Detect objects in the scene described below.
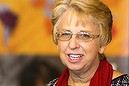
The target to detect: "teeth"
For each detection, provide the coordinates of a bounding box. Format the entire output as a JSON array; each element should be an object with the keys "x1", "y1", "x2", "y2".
[{"x1": 68, "y1": 54, "x2": 83, "y2": 58}]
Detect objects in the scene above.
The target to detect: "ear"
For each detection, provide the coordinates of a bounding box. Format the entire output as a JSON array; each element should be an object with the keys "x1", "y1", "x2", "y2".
[
  {"x1": 99, "y1": 45, "x2": 106, "y2": 54},
  {"x1": 56, "y1": 45, "x2": 59, "y2": 50}
]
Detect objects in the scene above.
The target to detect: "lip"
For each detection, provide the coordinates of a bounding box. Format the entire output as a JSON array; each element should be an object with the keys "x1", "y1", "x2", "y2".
[{"x1": 67, "y1": 53, "x2": 84, "y2": 63}]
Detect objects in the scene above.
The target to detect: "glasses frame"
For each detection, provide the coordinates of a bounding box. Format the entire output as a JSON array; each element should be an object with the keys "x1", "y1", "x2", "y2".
[{"x1": 56, "y1": 30, "x2": 99, "y2": 42}]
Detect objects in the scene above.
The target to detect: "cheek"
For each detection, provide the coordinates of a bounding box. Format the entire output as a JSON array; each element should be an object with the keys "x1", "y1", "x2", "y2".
[
  {"x1": 57, "y1": 42, "x2": 67, "y2": 53},
  {"x1": 82, "y1": 42, "x2": 100, "y2": 54}
]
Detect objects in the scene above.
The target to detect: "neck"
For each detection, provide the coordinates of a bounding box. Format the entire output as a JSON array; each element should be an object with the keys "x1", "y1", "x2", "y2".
[{"x1": 68, "y1": 58, "x2": 100, "y2": 85}]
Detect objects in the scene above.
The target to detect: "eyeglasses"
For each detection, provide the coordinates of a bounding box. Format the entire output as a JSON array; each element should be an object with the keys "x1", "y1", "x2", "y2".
[{"x1": 56, "y1": 30, "x2": 99, "y2": 42}]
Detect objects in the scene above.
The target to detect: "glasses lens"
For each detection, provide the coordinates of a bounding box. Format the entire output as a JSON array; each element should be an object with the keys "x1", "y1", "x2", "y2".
[
  {"x1": 78, "y1": 32, "x2": 92, "y2": 42},
  {"x1": 58, "y1": 31, "x2": 71, "y2": 41}
]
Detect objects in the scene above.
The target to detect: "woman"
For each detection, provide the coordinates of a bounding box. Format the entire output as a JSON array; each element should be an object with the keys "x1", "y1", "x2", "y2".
[{"x1": 47, "y1": 0, "x2": 129, "y2": 86}]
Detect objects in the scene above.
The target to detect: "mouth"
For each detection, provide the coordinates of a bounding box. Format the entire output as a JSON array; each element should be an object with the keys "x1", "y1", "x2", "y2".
[
  {"x1": 68, "y1": 54, "x2": 83, "y2": 59},
  {"x1": 67, "y1": 54, "x2": 84, "y2": 62}
]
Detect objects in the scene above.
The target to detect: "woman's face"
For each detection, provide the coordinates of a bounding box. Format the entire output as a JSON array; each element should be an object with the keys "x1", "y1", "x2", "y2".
[{"x1": 57, "y1": 10, "x2": 105, "y2": 72}]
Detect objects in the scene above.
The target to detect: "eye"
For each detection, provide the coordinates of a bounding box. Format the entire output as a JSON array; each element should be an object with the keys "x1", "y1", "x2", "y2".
[
  {"x1": 79, "y1": 32, "x2": 91, "y2": 39},
  {"x1": 60, "y1": 31, "x2": 71, "y2": 37},
  {"x1": 81, "y1": 33, "x2": 90, "y2": 37},
  {"x1": 57, "y1": 30, "x2": 72, "y2": 40},
  {"x1": 62, "y1": 32, "x2": 70, "y2": 35}
]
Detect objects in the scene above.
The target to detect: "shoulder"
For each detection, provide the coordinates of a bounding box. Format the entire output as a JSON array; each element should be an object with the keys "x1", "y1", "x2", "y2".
[
  {"x1": 112, "y1": 71, "x2": 129, "y2": 85},
  {"x1": 46, "y1": 78, "x2": 57, "y2": 86}
]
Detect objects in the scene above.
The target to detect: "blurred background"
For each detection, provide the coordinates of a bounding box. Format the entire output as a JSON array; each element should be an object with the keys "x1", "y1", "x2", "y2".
[{"x1": 0, "y1": 0, "x2": 128, "y2": 86}]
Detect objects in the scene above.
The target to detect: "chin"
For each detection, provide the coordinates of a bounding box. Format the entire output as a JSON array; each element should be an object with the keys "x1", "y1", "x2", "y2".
[{"x1": 67, "y1": 65, "x2": 84, "y2": 71}]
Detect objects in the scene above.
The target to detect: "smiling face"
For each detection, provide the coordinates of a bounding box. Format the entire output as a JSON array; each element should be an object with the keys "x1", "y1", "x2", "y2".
[{"x1": 57, "y1": 9, "x2": 106, "y2": 72}]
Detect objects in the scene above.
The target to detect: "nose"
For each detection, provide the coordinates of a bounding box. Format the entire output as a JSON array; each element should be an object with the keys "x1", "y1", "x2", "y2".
[{"x1": 68, "y1": 35, "x2": 80, "y2": 50}]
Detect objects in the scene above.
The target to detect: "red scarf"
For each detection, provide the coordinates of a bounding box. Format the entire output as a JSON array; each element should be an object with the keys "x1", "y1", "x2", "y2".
[{"x1": 56, "y1": 59, "x2": 113, "y2": 86}]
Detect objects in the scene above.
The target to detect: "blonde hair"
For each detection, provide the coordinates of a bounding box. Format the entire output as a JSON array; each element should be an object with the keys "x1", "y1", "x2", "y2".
[{"x1": 51, "y1": 0, "x2": 113, "y2": 47}]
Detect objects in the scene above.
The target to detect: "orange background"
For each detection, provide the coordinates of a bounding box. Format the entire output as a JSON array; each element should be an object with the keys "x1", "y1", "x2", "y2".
[{"x1": 0, "y1": 0, "x2": 128, "y2": 57}]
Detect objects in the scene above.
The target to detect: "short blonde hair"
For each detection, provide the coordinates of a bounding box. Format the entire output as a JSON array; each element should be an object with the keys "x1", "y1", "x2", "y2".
[{"x1": 51, "y1": 0, "x2": 113, "y2": 46}]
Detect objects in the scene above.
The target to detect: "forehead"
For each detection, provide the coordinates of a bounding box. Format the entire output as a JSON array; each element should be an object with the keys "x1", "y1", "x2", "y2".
[{"x1": 60, "y1": 8, "x2": 98, "y2": 28}]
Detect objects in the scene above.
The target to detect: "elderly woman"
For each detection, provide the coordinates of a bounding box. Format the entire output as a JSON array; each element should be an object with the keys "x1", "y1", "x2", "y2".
[{"x1": 47, "y1": 0, "x2": 129, "y2": 86}]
